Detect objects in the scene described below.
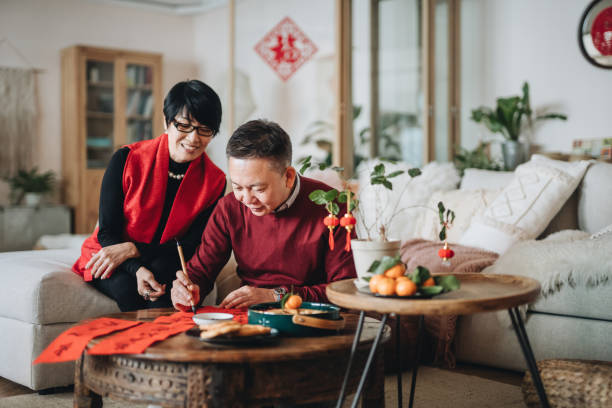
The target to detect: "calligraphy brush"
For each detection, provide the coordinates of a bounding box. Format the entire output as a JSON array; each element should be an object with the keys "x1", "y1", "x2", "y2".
[{"x1": 175, "y1": 239, "x2": 197, "y2": 314}]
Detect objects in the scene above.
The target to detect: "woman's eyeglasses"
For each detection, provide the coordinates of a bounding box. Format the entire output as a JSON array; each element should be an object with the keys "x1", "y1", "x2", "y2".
[{"x1": 173, "y1": 120, "x2": 214, "y2": 137}]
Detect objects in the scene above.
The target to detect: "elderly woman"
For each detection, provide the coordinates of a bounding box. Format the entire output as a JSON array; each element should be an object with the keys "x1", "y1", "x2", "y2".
[{"x1": 72, "y1": 80, "x2": 226, "y2": 311}]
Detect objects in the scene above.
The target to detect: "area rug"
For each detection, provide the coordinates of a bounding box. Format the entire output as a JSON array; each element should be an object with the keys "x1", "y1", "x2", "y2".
[{"x1": 0, "y1": 366, "x2": 524, "y2": 408}]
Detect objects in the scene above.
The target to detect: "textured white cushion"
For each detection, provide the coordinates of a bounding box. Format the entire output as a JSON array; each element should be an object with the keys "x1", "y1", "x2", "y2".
[
  {"x1": 414, "y1": 188, "x2": 502, "y2": 243},
  {"x1": 481, "y1": 231, "x2": 612, "y2": 320},
  {"x1": 459, "y1": 155, "x2": 590, "y2": 254},
  {"x1": 460, "y1": 169, "x2": 514, "y2": 190}
]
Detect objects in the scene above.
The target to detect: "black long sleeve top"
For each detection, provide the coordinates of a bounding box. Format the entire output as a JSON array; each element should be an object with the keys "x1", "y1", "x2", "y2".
[{"x1": 97, "y1": 147, "x2": 224, "y2": 277}]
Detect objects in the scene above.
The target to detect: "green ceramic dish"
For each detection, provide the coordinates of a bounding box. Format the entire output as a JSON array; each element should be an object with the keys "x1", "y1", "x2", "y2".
[{"x1": 248, "y1": 302, "x2": 343, "y2": 337}]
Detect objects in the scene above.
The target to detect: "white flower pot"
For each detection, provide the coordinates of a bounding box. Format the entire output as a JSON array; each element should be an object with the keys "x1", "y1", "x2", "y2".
[
  {"x1": 23, "y1": 193, "x2": 42, "y2": 207},
  {"x1": 350, "y1": 239, "x2": 402, "y2": 281}
]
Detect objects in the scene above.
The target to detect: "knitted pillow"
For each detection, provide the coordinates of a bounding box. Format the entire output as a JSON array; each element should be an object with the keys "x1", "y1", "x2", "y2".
[{"x1": 459, "y1": 155, "x2": 590, "y2": 254}]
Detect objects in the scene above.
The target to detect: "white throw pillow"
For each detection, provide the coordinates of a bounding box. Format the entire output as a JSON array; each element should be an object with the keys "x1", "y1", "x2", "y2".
[
  {"x1": 413, "y1": 188, "x2": 502, "y2": 243},
  {"x1": 460, "y1": 169, "x2": 514, "y2": 190},
  {"x1": 459, "y1": 155, "x2": 590, "y2": 254}
]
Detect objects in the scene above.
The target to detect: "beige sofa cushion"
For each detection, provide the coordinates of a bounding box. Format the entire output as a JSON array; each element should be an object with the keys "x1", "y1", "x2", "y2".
[
  {"x1": 0, "y1": 249, "x2": 120, "y2": 324},
  {"x1": 0, "y1": 249, "x2": 219, "y2": 325},
  {"x1": 578, "y1": 161, "x2": 612, "y2": 234}
]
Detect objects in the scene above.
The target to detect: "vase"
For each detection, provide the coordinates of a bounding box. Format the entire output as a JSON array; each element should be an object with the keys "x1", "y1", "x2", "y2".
[
  {"x1": 502, "y1": 140, "x2": 530, "y2": 171},
  {"x1": 350, "y1": 239, "x2": 402, "y2": 281},
  {"x1": 23, "y1": 193, "x2": 43, "y2": 207}
]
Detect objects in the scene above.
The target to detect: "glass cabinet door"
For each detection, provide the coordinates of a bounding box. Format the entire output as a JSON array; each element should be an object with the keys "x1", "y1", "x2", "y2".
[
  {"x1": 125, "y1": 64, "x2": 154, "y2": 144},
  {"x1": 86, "y1": 60, "x2": 114, "y2": 168}
]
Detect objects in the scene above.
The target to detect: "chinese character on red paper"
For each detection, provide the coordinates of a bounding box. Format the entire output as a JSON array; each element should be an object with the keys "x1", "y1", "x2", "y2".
[{"x1": 254, "y1": 17, "x2": 318, "y2": 81}]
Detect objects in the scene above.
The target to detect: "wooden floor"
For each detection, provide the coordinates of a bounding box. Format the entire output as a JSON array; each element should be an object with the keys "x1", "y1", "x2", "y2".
[{"x1": 0, "y1": 362, "x2": 522, "y2": 398}]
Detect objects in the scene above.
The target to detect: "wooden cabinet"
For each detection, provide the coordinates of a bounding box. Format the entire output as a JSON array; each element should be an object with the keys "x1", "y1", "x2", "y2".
[{"x1": 61, "y1": 46, "x2": 163, "y2": 233}]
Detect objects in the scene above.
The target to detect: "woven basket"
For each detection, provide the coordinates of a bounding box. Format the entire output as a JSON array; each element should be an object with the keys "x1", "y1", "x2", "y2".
[{"x1": 522, "y1": 359, "x2": 612, "y2": 407}]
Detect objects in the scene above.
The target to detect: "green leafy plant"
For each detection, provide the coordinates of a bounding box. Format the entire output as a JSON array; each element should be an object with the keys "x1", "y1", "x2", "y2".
[
  {"x1": 471, "y1": 82, "x2": 567, "y2": 141},
  {"x1": 301, "y1": 157, "x2": 424, "y2": 241},
  {"x1": 453, "y1": 142, "x2": 503, "y2": 176},
  {"x1": 4, "y1": 167, "x2": 56, "y2": 204}
]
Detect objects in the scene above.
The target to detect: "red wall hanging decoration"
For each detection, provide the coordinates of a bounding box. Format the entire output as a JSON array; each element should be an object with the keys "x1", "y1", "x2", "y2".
[{"x1": 254, "y1": 16, "x2": 318, "y2": 81}]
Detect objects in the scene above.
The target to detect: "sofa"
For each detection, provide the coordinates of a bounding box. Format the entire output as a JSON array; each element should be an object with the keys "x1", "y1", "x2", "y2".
[{"x1": 451, "y1": 160, "x2": 612, "y2": 371}]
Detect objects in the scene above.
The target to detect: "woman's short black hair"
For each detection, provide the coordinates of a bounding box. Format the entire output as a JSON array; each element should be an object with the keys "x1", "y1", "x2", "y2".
[
  {"x1": 163, "y1": 80, "x2": 222, "y2": 135},
  {"x1": 226, "y1": 119, "x2": 292, "y2": 173}
]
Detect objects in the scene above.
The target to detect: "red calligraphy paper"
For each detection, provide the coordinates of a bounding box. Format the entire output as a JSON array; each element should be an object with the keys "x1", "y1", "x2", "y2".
[
  {"x1": 87, "y1": 311, "x2": 200, "y2": 355},
  {"x1": 33, "y1": 318, "x2": 141, "y2": 364}
]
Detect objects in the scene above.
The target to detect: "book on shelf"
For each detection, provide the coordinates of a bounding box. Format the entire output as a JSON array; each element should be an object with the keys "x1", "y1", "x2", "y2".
[
  {"x1": 126, "y1": 92, "x2": 141, "y2": 116},
  {"x1": 141, "y1": 94, "x2": 154, "y2": 117}
]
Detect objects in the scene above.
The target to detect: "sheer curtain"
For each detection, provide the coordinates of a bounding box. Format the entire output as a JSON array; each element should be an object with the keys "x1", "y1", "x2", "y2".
[{"x1": 0, "y1": 67, "x2": 37, "y2": 177}]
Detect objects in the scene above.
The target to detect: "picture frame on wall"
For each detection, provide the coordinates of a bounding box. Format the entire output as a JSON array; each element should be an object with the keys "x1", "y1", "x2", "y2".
[{"x1": 578, "y1": 0, "x2": 612, "y2": 68}]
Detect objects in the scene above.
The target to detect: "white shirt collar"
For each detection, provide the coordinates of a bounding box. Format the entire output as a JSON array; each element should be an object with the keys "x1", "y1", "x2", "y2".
[{"x1": 274, "y1": 174, "x2": 301, "y2": 213}]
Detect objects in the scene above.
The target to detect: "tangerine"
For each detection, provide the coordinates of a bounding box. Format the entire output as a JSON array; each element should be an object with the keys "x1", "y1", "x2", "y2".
[
  {"x1": 396, "y1": 279, "x2": 417, "y2": 296},
  {"x1": 285, "y1": 294, "x2": 303, "y2": 309},
  {"x1": 384, "y1": 263, "x2": 407, "y2": 278},
  {"x1": 422, "y1": 277, "x2": 435, "y2": 287},
  {"x1": 369, "y1": 274, "x2": 384, "y2": 293},
  {"x1": 376, "y1": 277, "x2": 396, "y2": 296}
]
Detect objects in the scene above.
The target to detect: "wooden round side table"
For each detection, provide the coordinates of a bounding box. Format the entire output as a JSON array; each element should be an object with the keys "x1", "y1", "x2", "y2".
[
  {"x1": 74, "y1": 309, "x2": 390, "y2": 408},
  {"x1": 326, "y1": 273, "x2": 550, "y2": 408}
]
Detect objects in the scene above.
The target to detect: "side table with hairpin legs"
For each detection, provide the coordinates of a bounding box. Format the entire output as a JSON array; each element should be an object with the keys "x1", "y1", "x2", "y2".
[{"x1": 327, "y1": 273, "x2": 551, "y2": 408}]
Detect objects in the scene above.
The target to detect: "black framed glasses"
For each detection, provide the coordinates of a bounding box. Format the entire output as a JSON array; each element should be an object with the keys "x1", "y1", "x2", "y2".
[{"x1": 173, "y1": 120, "x2": 214, "y2": 137}]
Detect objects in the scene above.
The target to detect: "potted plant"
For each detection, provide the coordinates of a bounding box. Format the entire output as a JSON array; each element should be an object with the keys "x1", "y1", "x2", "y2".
[
  {"x1": 300, "y1": 158, "x2": 453, "y2": 279},
  {"x1": 4, "y1": 167, "x2": 56, "y2": 206},
  {"x1": 471, "y1": 81, "x2": 567, "y2": 170}
]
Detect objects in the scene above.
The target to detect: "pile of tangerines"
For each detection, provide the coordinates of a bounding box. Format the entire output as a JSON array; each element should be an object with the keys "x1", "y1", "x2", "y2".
[{"x1": 368, "y1": 263, "x2": 435, "y2": 297}]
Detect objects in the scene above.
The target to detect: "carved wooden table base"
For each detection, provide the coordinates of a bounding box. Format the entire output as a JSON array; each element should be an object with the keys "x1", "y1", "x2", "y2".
[{"x1": 74, "y1": 311, "x2": 388, "y2": 407}]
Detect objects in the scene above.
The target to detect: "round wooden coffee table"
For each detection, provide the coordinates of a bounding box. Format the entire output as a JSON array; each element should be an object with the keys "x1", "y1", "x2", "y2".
[
  {"x1": 74, "y1": 308, "x2": 389, "y2": 407},
  {"x1": 326, "y1": 273, "x2": 551, "y2": 408}
]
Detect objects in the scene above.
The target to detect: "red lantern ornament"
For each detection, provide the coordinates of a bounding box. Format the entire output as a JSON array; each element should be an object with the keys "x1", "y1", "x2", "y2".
[
  {"x1": 438, "y1": 241, "x2": 455, "y2": 266},
  {"x1": 323, "y1": 214, "x2": 339, "y2": 250},
  {"x1": 340, "y1": 213, "x2": 356, "y2": 251}
]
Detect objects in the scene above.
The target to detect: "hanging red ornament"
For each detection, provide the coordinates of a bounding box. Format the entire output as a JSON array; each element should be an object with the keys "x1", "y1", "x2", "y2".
[
  {"x1": 438, "y1": 241, "x2": 455, "y2": 266},
  {"x1": 323, "y1": 214, "x2": 339, "y2": 250},
  {"x1": 340, "y1": 213, "x2": 356, "y2": 251}
]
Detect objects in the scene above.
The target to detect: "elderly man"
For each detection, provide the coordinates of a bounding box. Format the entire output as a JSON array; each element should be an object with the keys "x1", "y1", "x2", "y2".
[{"x1": 171, "y1": 119, "x2": 356, "y2": 310}]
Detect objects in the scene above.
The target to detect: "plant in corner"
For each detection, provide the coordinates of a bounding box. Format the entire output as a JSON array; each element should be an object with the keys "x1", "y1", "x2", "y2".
[
  {"x1": 4, "y1": 167, "x2": 56, "y2": 206},
  {"x1": 470, "y1": 81, "x2": 567, "y2": 170}
]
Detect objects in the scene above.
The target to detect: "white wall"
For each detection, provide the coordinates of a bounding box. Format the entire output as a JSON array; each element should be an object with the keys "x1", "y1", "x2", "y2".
[
  {"x1": 0, "y1": 0, "x2": 198, "y2": 204},
  {"x1": 461, "y1": 0, "x2": 612, "y2": 154},
  {"x1": 194, "y1": 0, "x2": 336, "y2": 173}
]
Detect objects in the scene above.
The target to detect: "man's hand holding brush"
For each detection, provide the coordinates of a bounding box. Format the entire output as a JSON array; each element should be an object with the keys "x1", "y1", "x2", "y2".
[
  {"x1": 173, "y1": 239, "x2": 198, "y2": 313},
  {"x1": 171, "y1": 270, "x2": 200, "y2": 312}
]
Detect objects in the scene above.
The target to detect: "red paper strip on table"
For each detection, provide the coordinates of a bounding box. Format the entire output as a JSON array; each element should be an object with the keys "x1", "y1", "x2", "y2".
[
  {"x1": 33, "y1": 318, "x2": 141, "y2": 364},
  {"x1": 88, "y1": 308, "x2": 248, "y2": 355},
  {"x1": 88, "y1": 312, "x2": 195, "y2": 355}
]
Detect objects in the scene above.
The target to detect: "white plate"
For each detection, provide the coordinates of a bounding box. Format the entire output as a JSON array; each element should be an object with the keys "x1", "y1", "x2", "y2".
[{"x1": 192, "y1": 312, "x2": 234, "y2": 326}]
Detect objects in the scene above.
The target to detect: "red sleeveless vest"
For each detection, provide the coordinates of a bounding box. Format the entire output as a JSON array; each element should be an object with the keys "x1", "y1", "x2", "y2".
[{"x1": 72, "y1": 134, "x2": 226, "y2": 281}]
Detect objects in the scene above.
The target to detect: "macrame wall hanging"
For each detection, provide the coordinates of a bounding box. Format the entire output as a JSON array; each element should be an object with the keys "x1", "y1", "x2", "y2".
[{"x1": 0, "y1": 38, "x2": 39, "y2": 177}]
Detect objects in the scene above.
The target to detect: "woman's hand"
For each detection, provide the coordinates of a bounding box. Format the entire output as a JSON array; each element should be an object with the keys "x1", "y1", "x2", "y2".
[
  {"x1": 219, "y1": 286, "x2": 275, "y2": 309},
  {"x1": 171, "y1": 271, "x2": 200, "y2": 311},
  {"x1": 87, "y1": 242, "x2": 140, "y2": 279},
  {"x1": 136, "y1": 267, "x2": 166, "y2": 302}
]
